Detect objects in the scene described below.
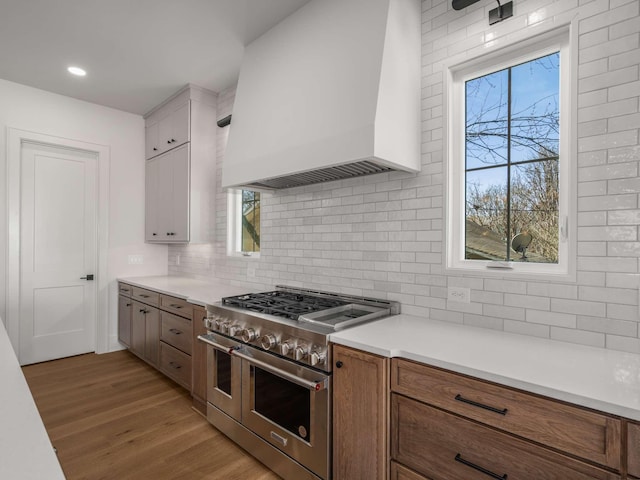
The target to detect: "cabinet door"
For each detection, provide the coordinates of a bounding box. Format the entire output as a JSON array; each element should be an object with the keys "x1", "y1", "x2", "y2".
[
  {"x1": 333, "y1": 344, "x2": 389, "y2": 480},
  {"x1": 145, "y1": 120, "x2": 160, "y2": 159},
  {"x1": 145, "y1": 157, "x2": 161, "y2": 241},
  {"x1": 144, "y1": 306, "x2": 160, "y2": 367},
  {"x1": 131, "y1": 301, "x2": 146, "y2": 358},
  {"x1": 117, "y1": 294, "x2": 132, "y2": 347},
  {"x1": 192, "y1": 306, "x2": 207, "y2": 413},
  {"x1": 170, "y1": 101, "x2": 190, "y2": 147},
  {"x1": 158, "y1": 100, "x2": 190, "y2": 150},
  {"x1": 153, "y1": 145, "x2": 189, "y2": 242},
  {"x1": 630, "y1": 422, "x2": 640, "y2": 478},
  {"x1": 168, "y1": 144, "x2": 190, "y2": 242}
]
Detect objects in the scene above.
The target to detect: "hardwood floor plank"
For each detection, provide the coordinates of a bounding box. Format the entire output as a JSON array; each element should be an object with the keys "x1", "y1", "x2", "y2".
[{"x1": 23, "y1": 350, "x2": 281, "y2": 480}]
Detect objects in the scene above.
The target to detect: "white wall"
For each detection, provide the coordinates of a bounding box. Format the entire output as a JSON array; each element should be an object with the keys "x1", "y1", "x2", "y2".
[
  {"x1": 0, "y1": 79, "x2": 168, "y2": 351},
  {"x1": 169, "y1": 0, "x2": 640, "y2": 355}
]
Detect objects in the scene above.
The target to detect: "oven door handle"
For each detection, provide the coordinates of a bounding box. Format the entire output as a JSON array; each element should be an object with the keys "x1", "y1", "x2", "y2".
[
  {"x1": 232, "y1": 347, "x2": 328, "y2": 393},
  {"x1": 197, "y1": 335, "x2": 233, "y2": 353}
]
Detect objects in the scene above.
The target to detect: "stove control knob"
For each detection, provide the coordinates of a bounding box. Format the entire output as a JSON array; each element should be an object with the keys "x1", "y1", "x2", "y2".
[
  {"x1": 221, "y1": 322, "x2": 231, "y2": 334},
  {"x1": 214, "y1": 317, "x2": 224, "y2": 330},
  {"x1": 310, "y1": 350, "x2": 326, "y2": 366},
  {"x1": 242, "y1": 328, "x2": 257, "y2": 342},
  {"x1": 204, "y1": 317, "x2": 214, "y2": 330},
  {"x1": 294, "y1": 345, "x2": 308, "y2": 361},
  {"x1": 228, "y1": 325, "x2": 241, "y2": 337},
  {"x1": 279, "y1": 340, "x2": 295, "y2": 356},
  {"x1": 260, "y1": 334, "x2": 277, "y2": 351}
]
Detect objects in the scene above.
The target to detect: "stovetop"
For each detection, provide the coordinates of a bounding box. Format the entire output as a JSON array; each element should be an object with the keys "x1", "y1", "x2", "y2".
[
  {"x1": 204, "y1": 286, "x2": 400, "y2": 371},
  {"x1": 222, "y1": 291, "x2": 348, "y2": 320}
]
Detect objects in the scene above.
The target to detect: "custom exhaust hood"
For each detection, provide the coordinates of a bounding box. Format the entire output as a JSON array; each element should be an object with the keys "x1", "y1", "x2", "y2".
[{"x1": 222, "y1": 0, "x2": 421, "y2": 190}]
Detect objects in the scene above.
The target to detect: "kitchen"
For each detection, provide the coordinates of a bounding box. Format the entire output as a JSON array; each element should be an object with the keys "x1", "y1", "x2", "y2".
[{"x1": 1, "y1": 0, "x2": 640, "y2": 478}]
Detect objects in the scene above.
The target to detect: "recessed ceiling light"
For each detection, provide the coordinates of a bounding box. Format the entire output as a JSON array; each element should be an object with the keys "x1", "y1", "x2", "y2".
[{"x1": 67, "y1": 66, "x2": 87, "y2": 77}]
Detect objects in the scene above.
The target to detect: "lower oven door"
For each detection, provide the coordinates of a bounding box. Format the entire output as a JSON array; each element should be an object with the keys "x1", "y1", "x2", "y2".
[
  {"x1": 200, "y1": 333, "x2": 242, "y2": 421},
  {"x1": 237, "y1": 346, "x2": 331, "y2": 480}
]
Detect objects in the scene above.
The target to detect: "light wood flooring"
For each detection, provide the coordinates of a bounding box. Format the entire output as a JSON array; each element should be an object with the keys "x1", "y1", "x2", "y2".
[{"x1": 22, "y1": 350, "x2": 281, "y2": 480}]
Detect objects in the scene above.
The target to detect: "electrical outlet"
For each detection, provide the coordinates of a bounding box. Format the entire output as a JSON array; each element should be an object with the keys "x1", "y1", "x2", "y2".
[
  {"x1": 128, "y1": 254, "x2": 143, "y2": 265},
  {"x1": 448, "y1": 286, "x2": 471, "y2": 304}
]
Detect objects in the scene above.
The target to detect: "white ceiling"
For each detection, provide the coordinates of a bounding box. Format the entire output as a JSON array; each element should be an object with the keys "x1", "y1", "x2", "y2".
[{"x1": 0, "y1": 0, "x2": 312, "y2": 115}]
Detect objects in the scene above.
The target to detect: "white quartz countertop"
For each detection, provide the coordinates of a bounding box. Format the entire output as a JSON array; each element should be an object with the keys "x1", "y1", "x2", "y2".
[
  {"x1": 0, "y1": 321, "x2": 65, "y2": 479},
  {"x1": 117, "y1": 275, "x2": 250, "y2": 306},
  {"x1": 330, "y1": 315, "x2": 640, "y2": 421}
]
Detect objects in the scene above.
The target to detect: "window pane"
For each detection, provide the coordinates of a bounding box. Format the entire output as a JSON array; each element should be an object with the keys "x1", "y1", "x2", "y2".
[
  {"x1": 241, "y1": 190, "x2": 260, "y2": 252},
  {"x1": 511, "y1": 53, "x2": 560, "y2": 163},
  {"x1": 464, "y1": 50, "x2": 560, "y2": 265},
  {"x1": 465, "y1": 68, "x2": 509, "y2": 170},
  {"x1": 465, "y1": 167, "x2": 508, "y2": 260},
  {"x1": 510, "y1": 160, "x2": 558, "y2": 263}
]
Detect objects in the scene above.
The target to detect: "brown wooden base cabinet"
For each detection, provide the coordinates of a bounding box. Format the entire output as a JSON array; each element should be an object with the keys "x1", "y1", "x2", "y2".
[
  {"x1": 390, "y1": 358, "x2": 623, "y2": 480},
  {"x1": 629, "y1": 422, "x2": 640, "y2": 478},
  {"x1": 118, "y1": 282, "x2": 193, "y2": 391},
  {"x1": 332, "y1": 344, "x2": 389, "y2": 480}
]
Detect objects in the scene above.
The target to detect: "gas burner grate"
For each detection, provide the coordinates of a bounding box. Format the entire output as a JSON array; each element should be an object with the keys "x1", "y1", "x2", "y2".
[{"x1": 222, "y1": 291, "x2": 347, "y2": 320}]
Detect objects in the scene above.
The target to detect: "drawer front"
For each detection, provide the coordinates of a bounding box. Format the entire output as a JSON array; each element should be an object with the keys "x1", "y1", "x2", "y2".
[
  {"x1": 160, "y1": 311, "x2": 192, "y2": 355},
  {"x1": 391, "y1": 462, "x2": 431, "y2": 480},
  {"x1": 391, "y1": 395, "x2": 620, "y2": 480},
  {"x1": 391, "y1": 359, "x2": 621, "y2": 470},
  {"x1": 160, "y1": 294, "x2": 193, "y2": 319},
  {"x1": 160, "y1": 342, "x2": 192, "y2": 390},
  {"x1": 132, "y1": 286, "x2": 160, "y2": 306},
  {"x1": 118, "y1": 282, "x2": 133, "y2": 297},
  {"x1": 629, "y1": 422, "x2": 640, "y2": 478}
]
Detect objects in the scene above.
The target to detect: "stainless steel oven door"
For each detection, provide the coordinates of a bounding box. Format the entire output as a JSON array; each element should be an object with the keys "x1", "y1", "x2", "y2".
[
  {"x1": 199, "y1": 333, "x2": 242, "y2": 422},
  {"x1": 236, "y1": 345, "x2": 331, "y2": 480}
]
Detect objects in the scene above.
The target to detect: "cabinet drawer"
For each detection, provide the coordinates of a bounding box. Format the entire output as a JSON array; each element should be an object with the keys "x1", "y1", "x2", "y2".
[
  {"x1": 391, "y1": 462, "x2": 430, "y2": 480},
  {"x1": 629, "y1": 422, "x2": 640, "y2": 478},
  {"x1": 391, "y1": 359, "x2": 621, "y2": 470},
  {"x1": 391, "y1": 394, "x2": 620, "y2": 480},
  {"x1": 118, "y1": 282, "x2": 133, "y2": 297},
  {"x1": 132, "y1": 287, "x2": 160, "y2": 306},
  {"x1": 160, "y1": 342, "x2": 191, "y2": 390},
  {"x1": 160, "y1": 294, "x2": 193, "y2": 319},
  {"x1": 160, "y1": 311, "x2": 192, "y2": 355}
]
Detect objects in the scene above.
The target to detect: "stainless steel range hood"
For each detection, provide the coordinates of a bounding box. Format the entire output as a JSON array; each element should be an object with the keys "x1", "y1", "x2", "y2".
[{"x1": 222, "y1": 0, "x2": 421, "y2": 190}]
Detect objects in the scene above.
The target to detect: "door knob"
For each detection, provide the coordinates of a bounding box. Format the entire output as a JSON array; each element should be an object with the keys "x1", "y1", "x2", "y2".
[{"x1": 80, "y1": 274, "x2": 94, "y2": 281}]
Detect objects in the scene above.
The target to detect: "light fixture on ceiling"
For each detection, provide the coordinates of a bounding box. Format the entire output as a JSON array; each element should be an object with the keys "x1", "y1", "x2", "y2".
[
  {"x1": 452, "y1": 0, "x2": 513, "y2": 25},
  {"x1": 67, "y1": 66, "x2": 87, "y2": 77}
]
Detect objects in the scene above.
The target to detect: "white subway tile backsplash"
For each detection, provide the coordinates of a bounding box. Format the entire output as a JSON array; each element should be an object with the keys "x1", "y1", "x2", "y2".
[
  {"x1": 550, "y1": 327, "x2": 606, "y2": 347},
  {"x1": 168, "y1": 1, "x2": 640, "y2": 355},
  {"x1": 527, "y1": 309, "x2": 577, "y2": 328},
  {"x1": 504, "y1": 320, "x2": 550, "y2": 338}
]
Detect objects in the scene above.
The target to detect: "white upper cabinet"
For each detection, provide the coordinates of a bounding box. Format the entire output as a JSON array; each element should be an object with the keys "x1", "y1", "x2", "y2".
[
  {"x1": 145, "y1": 145, "x2": 190, "y2": 242},
  {"x1": 144, "y1": 85, "x2": 217, "y2": 244},
  {"x1": 146, "y1": 99, "x2": 191, "y2": 160}
]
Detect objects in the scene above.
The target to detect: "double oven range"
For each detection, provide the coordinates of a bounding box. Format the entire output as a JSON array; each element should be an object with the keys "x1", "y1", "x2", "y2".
[{"x1": 198, "y1": 285, "x2": 399, "y2": 480}]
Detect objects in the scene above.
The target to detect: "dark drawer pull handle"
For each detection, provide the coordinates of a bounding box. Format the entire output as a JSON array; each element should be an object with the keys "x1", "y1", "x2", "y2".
[
  {"x1": 169, "y1": 328, "x2": 182, "y2": 335},
  {"x1": 455, "y1": 454, "x2": 508, "y2": 479},
  {"x1": 169, "y1": 304, "x2": 183, "y2": 309},
  {"x1": 139, "y1": 309, "x2": 147, "y2": 314},
  {"x1": 126, "y1": 303, "x2": 132, "y2": 307},
  {"x1": 455, "y1": 394, "x2": 508, "y2": 415},
  {"x1": 138, "y1": 294, "x2": 150, "y2": 298},
  {"x1": 168, "y1": 361, "x2": 182, "y2": 370}
]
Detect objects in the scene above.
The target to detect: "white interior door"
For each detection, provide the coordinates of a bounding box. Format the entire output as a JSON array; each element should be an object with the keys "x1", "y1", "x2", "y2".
[{"x1": 19, "y1": 142, "x2": 98, "y2": 365}]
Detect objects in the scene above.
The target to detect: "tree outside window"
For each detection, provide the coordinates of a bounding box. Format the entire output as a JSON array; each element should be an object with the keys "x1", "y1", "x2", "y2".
[
  {"x1": 464, "y1": 52, "x2": 560, "y2": 263},
  {"x1": 241, "y1": 190, "x2": 260, "y2": 252}
]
